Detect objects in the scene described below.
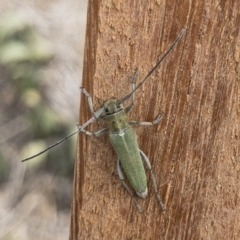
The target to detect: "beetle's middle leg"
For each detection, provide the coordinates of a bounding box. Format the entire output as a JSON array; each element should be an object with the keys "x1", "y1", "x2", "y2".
[
  {"x1": 129, "y1": 112, "x2": 164, "y2": 126},
  {"x1": 77, "y1": 126, "x2": 109, "y2": 137},
  {"x1": 117, "y1": 159, "x2": 142, "y2": 213},
  {"x1": 139, "y1": 150, "x2": 165, "y2": 211}
]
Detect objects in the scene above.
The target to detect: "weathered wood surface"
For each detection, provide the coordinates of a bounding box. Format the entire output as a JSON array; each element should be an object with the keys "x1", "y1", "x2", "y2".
[{"x1": 70, "y1": 0, "x2": 240, "y2": 239}]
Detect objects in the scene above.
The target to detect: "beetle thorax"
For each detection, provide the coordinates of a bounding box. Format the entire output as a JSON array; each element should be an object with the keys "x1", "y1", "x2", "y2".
[{"x1": 103, "y1": 99, "x2": 129, "y2": 133}]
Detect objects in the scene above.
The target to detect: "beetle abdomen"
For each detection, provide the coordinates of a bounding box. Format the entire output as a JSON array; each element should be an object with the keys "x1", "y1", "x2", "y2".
[{"x1": 109, "y1": 127, "x2": 147, "y2": 196}]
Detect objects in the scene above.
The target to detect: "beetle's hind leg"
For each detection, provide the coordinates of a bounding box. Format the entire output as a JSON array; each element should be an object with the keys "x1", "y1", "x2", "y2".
[
  {"x1": 139, "y1": 150, "x2": 165, "y2": 211},
  {"x1": 129, "y1": 112, "x2": 164, "y2": 126},
  {"x1": 117, "y1": 159, "x2": 142, "y2": 213}
]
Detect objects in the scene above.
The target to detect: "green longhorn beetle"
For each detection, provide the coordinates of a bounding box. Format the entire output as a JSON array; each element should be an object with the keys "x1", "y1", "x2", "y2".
[{"x1": 22, "y1": 27, "x2": 186, "y2": 212}]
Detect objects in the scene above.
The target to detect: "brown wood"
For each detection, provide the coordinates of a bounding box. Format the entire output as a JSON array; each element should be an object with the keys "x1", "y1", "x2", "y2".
[{"x1": 70, "y1": 0, "x2": 240, "y2": 239}]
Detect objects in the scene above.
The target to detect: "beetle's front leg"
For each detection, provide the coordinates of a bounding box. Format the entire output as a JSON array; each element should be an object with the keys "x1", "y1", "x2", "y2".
[
  {"x1": 129, "y1": 112, "x2": 164, "y2": 126},
  {"x1": 77, "y1": 125, "x2": 109, "y2": 137},
  {"x1": 80, "y1": 87, "x2": 100, "y2": 119},
  {"x1": 124, "y1": 68, "x2": 138, "y2": 114}
]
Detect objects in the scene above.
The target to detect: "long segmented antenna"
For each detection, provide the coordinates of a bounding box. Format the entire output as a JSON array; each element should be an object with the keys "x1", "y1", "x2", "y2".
[
  {"x1": 22, "y1": 27, "x2": 186, "y2": 162},
  {"x1": 21, "y1": 107, "x2": 105, "y2": 162},
  {"x1": 119, "y1": 27, "x2": 186, "y2": 104}
]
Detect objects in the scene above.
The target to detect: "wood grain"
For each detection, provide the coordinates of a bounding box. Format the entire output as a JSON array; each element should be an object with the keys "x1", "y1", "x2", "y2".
[{"x1": 70, "y1": 0, "x2": 240, "y2": 239}]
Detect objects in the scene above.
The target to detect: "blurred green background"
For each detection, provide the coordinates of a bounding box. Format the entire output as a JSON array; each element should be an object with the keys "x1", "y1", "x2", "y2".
[{"x1": 0, "y1": 1, "x2": 87, "y2": 239}]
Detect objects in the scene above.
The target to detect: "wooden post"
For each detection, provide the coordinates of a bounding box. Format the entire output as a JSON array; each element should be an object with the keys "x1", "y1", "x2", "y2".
[{"x1": 70, "y1": 0, "x2": 240, "y2": 239}]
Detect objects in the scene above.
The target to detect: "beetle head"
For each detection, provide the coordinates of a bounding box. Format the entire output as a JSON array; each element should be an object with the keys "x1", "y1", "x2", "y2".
[{"x1": 102, "y1": 99, "x2": 123, "y2": 115}]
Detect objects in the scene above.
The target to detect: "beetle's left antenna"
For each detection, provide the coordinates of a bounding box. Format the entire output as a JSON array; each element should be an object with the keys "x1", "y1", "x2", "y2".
[
  {"x1": 119, "y1": 27, "x2": 186, "y2": 104},
  {"x1": 21, "y1": 107, "x2": 104, "y2": 162}
]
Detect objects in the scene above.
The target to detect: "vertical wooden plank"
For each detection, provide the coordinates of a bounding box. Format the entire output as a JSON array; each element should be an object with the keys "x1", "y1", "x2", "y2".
[{"x1": 70, "y1": 0, "x2": 240, "y2": 239}]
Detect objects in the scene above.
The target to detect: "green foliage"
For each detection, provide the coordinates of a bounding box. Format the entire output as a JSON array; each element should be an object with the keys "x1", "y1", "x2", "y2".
[
  {"x1": 0, "y1": 11, "x2": 74, "y2": 178},
  {"x1": 0, "y1": 151, "x2": 11, "y2": 184}
]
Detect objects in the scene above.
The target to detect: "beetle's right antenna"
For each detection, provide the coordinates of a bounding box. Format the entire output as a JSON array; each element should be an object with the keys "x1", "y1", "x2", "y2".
[
  {"x1": 21, "y1": 107, "x2": 105, "y2": 162},
  {"x1": 119, "y1": 27, "x2": 186, "y2": 104}
]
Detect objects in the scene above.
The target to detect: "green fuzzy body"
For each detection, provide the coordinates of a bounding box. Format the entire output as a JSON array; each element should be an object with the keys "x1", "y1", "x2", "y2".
[
  {"x1": 109, "y1": 127, "x2": 147, "y2": 194},
  {"x1": 103, "y1": 99, "x2": 147, "y2": 195}
]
